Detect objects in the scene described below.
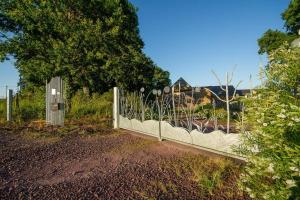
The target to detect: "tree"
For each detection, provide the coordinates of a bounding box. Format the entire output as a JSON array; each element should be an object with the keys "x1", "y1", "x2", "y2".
[
  {"x1": 206, "y1": 70, "x2": 242, "y2": 134},
  {"x1": 258, "y1": 29, "x2": 296, "y2": 54},
  {"x1": 0, "y1": 0, "x2": 170, "y2": 96},
  {"x1": 258, "y1": 0, "x2": 300, "y2": 55},
  {"x1": 282, "y1": 0, "x2": 300, "y2": 33}
]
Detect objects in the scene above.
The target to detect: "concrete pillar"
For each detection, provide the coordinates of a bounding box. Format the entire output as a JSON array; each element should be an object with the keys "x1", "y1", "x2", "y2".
[
  {"x1": 7, "y1": 89, "x2": 13, "y2": 121},
  {"x1": 46, "y1": 77, "x2": 64, "y2": 126},
  {"x1": 113, "y1": 87, "x2": 119, "y2": 129}
]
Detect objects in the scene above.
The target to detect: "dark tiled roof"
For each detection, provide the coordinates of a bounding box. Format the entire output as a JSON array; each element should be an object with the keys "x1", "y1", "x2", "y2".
[
  {"x1": 201, "y1": 85, "x2": 236, "y2": 97},
  {"x1": 236, "y1": 89, "x2": 250, "y2": 96},
  {"x1": 172, "y1": 77, "x2": 191, "y2": 88},
  {"x1": 172, "y1": 78, "x2": 249, "y2": 97}
]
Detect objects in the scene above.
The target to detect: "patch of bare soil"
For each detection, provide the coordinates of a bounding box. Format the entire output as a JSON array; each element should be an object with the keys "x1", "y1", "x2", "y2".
[{"x1": 0, "y1": 126, "x2": 249, "y2": 200}]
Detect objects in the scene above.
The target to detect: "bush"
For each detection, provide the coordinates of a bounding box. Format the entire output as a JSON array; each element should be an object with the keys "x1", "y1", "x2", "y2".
[{"x1": 236, "y1": 44, "x2": 300, "y2": 199}]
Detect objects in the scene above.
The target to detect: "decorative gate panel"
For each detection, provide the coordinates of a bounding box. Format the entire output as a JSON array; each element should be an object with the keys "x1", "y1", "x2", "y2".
[{"x1": 113, "y1": 86, "x2": 244, "y2": 159}]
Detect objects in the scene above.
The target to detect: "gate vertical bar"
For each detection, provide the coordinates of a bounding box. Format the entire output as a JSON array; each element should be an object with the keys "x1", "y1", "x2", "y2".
[
  {"x1": 7, "y1": 89, "x2": 12, "y2": 121},
  {"x1": 113, "y1": 87, "x2": 120, "y2": 129}
]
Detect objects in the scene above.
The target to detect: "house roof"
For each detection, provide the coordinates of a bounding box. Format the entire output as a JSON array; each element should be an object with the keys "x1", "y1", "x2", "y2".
[
  {"x1": 172, "y1": 78, "x2": 249, "y2": 97},
  {"x1": 201, "y1": 85, "x2": 236, "y2": 97},
  {"x1": 236, "y1": 89, "x2": 250, "y2": 96},
  {"x1": 172, "y1": 77, "x2": 191, "y2": 88}
]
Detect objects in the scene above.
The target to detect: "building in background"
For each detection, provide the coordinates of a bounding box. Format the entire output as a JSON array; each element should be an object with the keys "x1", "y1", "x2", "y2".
[{"x1": 172, "y1": 77, "x2": 249, "y2": 107}]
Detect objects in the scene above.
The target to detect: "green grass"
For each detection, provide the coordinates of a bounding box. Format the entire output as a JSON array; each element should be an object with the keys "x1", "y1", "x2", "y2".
[
  {"x1": 0, "y1": 99, "x2": 6, "y2": 122},
  {"x1": 68, "y1": 91, "x2": 112, "y2": 122},
  {"x1": 0, "y1": 88, "x2": 113, "y2": 125},
  {"x1": 160, "y1": 154, "x2": 242, "y2": 197}
]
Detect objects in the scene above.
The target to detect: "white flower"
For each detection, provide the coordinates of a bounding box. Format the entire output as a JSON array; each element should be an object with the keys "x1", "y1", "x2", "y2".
[
  {"x1": 267, "y1": 163, "x2": 274, "y2": 173},
  {"x1": 262, "y1": 194, "x2": 269, "y2": 199},
  {"x1": 263, "y1": 123, "x2": 268, "y2": 126},
  {"x1": 292, "y1": 117, "x2": 300, "y2": 122},
  {"x1": 286, "y1": 179, "x2": 296, "y2": 188},
  {"x1": 277, "y1": 113, "x2": 286, "y2": 118},
  {"x1": 288, "y1": 122, "x2": 294, "y2": 126},
  {"x1": 246, "y1": 187, "x2": 252, "y2": 192},
  {"x1": 290, "y1": 167, "x2": 299, "y2": 172},
  {"x1": 290, "y1": 105, "x2": 298, "y2": 109},
  {"x1": 272, "y1": 175, "x2": 280, "y2": 179},
  {"x1": 281, "y1": 109, "x2": 286, "y2": 113}
]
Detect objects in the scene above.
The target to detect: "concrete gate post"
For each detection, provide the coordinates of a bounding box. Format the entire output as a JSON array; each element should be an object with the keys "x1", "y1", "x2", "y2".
[
  {"x1": 7, "y1": 89, "x2": 13, "y2": 121},
  {"x1": 113, "y1": 87, "x2": 120, "y2": 129}
]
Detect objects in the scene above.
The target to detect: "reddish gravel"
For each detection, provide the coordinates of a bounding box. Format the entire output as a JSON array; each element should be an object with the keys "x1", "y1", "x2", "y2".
[{"x1": 0, "y1": 126, "x2": 249, "y2": 200}]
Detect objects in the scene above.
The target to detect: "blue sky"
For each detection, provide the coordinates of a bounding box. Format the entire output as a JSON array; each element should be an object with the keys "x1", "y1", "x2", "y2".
[
  {"x1": 0, "y1": 0, "x2": 290, "y2": 96},
  {"x1": 129, "y1": 0, "x2": 290, "y2": 88}
]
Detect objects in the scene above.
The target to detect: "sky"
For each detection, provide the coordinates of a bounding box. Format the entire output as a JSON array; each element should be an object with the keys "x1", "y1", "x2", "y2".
[{"x1": 0, "y1": 0, "x2": 291, "y2": 97}]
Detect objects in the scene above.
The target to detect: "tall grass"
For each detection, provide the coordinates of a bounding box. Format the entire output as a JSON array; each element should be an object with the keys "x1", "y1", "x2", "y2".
[
  {"x1": 68, "y1": 91, "x2": 113, "y2": 122},
  {"x1": 0, "y1": 88, "x2": 113, "y2": 124},
  {"x1": 16, "y1": 89, "x2": 45, "y2": 121},
  {"x1": 0, "y1": 90, "x2": 45, "y2": 123},
  {"x1": 0, "y1": 99, "x2": 6, "y2": 122}
]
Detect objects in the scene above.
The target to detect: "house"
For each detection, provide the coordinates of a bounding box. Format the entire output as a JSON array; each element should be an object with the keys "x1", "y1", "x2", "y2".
[{"x1": 171, "y1": 77, "x2": 249, "y2": 107}]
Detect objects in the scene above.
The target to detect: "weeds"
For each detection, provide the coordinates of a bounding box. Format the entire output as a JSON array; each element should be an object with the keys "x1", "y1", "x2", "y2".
[
  {"x1": 160, "y1": 154, "x2": 242, "y2": 197},
  {"x1": 68, "y1": 91, "x2": 112, "y2": 120}
]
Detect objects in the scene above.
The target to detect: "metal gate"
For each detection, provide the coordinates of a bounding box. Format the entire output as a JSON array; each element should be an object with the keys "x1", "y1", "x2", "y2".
[{"x1": 113, "y1": 86, "x2": 244, "y2": 159}]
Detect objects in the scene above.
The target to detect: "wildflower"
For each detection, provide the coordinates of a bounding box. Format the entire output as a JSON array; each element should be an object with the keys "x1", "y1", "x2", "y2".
[
  {"x1": 286, "y1": 179, "x2": 296, "y2": 188},
  {"x1": 281, "y1": 109, "x2": 286, "y2": 113},
  {"x1": 289, "y1": 167, "x2": 299, "y2": 172},
  {"x1": 277, "y1": 113, "x2": 286, "y2": 118},
  {"x1": 292, "y1": 117, "x2": 300, "y2": 122},
  {"x1": 262, "y1": 194, "x2": 269, "y2": 199},
  {"x1": 272, "y1": 175, "x2": 280, "y2": 179},
  {"x1": 263, "y1": 123, "x2": 268, "y2": 126},
  {"x1": 267, "y1": 163, "x2": 274, "y2": 173},
  {"x1": 290, "y1": 105, "x2": 298, "y2": 110}
]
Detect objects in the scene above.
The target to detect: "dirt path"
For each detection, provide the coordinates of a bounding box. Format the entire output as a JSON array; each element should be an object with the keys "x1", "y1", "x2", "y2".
[{"x1": 0, "y1": 127, "x2": 248, "y2": 200}]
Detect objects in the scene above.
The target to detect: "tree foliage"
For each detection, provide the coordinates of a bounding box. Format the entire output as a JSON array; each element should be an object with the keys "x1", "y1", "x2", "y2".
[
  {"x1": 237, "y1": 45, "x2": 300, "y2": 199},
  {"x1": 282, "y1": 0, "x2": 300, "y2": 33},
  {"x1": 258, "y1": 0, "x2": 300, "y2": 55},
  {"x1": 0, "y1": 0, "x2": 170, "y2": 95},
  {"x1": 257, "y1": 29, "x2": 296, "y2": 54}
]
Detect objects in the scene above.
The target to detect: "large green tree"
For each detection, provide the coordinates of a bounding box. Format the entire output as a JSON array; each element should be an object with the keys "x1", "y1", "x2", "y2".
[
  {"x1": 258, "y1": 0, "x2": 300, "y2": 55},
  {"x1": 0, "y1": 0, "x2": 170, "y2": 95}
]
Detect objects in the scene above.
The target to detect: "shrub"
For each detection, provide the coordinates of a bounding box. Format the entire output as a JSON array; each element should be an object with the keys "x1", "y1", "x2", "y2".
[{"x1": 236, "y1": 44, "x2": 300, "y2": 199}]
